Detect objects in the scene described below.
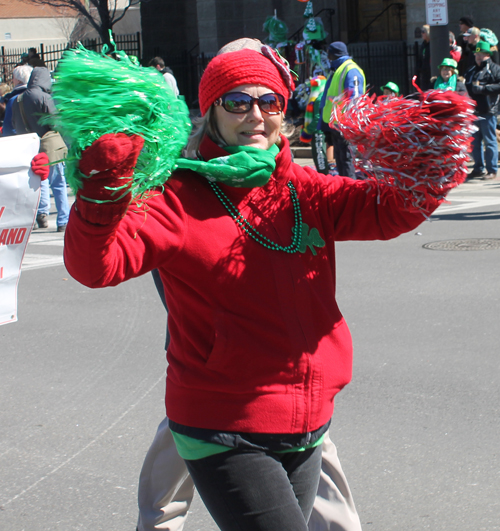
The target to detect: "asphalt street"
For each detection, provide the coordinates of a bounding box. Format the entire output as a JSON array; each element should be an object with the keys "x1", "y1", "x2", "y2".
[{"x1": 1, "y1": 172, "x2": 499, "y2": 531}]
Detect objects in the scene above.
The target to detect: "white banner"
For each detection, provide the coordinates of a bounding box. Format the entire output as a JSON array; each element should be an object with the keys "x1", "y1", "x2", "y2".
[{"x1": 0, "y1": 133, "x2": 41, "y2": 326}]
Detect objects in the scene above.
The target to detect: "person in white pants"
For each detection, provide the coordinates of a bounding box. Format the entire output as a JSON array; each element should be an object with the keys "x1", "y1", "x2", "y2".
[{"x1": 136, "y1": 416, "x2": 362, "y2": 531}]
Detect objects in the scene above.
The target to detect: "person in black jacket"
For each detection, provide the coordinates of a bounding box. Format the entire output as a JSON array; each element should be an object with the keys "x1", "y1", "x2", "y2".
[
  {"x1": 464, "y1": 41, "x2": 500, "y2": 180},
  {"x1": 463, "y1": 27, "x2": 500, "y2": 67},
  {"x1": 457, "y1": 16, "x2": 474, "y2": 76},
  {"x1": 416, "y1": 25, "x2": 432, "y2": 90},
  {"x1": 11, "y1": 67, "x2": 70, "y2": 230},
  {"x1": 1, "y1": 65, "x2": 32, "y2": 136}
]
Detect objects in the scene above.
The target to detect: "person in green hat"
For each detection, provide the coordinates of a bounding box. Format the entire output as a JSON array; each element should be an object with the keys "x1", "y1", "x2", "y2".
[
  {"x1": 433, "y1": 58, "x2": 467, "y2": 95},
  {"x1": 380, "y1": 81, "x2": 399, "y2": 98},
  {"x1": 464, "y1": 40, "x2": 500, "y2": 180}
]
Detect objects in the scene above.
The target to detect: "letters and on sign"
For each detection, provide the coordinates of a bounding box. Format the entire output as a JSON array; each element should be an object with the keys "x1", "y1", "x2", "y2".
[{"x1": 426, "y1": 0, "x2": 448, "y2": 26}]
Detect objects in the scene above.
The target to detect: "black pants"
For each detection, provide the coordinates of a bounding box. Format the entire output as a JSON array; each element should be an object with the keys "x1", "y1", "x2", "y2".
[
  {"x1": 151, "y1": 269, "x2": 170, "y2": 349},
  {"x1": 185, "y1": 445, "x2": 322, "y2": 531},
  {"x1": 326, "y1": 129, "x2": 356, "y2": 178},
  {"x1": 312, "y1": 131, "x2": 329, "y2": 174}
]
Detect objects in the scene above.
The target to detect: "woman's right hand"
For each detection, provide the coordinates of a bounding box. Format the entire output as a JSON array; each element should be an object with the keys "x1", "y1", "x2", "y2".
[
  {"x1": 75, "y1": 133, "x2": 144, "y2": 225},
  {"x1": 78, "y1": 133, "x2": 144, "y2": 202}
]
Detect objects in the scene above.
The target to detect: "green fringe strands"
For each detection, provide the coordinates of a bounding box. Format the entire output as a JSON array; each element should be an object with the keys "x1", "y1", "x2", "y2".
[{"x1": 47, "y1": 44, "x2": 192, "y2": 198}]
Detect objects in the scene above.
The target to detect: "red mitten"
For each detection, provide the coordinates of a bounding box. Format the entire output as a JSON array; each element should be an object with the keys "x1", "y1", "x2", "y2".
[
  {"x1": 31, "y1": 152, "x2": 50, "y2": 181},
  {"x1": 76, "y1": 133, "x2": 144, "y2": 225}
]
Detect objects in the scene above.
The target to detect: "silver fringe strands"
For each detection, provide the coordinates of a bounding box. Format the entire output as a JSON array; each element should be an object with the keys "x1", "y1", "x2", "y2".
[{"x1": 332, "y1": 90, "x2": 477, "y2": 209}]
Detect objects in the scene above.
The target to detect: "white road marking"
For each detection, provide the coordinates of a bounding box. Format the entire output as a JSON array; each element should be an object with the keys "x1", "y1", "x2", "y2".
[
  {"x1": 28, "y1": 234, "x2": 65, "y2": 246},
  {"x1": 435, "y1": 196, "x2": 500, "y2": 214},
  {"x1": 29, "y1": 239, "x2": 65, "y2": 247},
  {"x1": 23, "y1": 233, "x2": 65, "y2": 270},
  {"x1": 22, "y1": 254, "x2": 64, "y2": 271}
]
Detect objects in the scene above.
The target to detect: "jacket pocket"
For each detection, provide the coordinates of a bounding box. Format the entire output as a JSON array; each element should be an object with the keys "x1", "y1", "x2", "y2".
[{"x1": 205, "y1": 311, "x2": 228, "y2": 369}]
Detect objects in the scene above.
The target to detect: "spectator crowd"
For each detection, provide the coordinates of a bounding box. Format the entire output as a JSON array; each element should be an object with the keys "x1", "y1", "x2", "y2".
[{"x1": 2, "y1": 14, "x2": 500, "y2": 192}]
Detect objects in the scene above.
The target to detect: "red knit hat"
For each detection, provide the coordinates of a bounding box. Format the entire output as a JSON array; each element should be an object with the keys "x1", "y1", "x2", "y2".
[{"x1": 198, "y1": 46, "x2": 295, "y2": 116}]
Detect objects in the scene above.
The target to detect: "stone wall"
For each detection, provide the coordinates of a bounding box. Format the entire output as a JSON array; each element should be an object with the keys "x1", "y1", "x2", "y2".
[
  {"x1": 141, "y1": 0, "x2": 198, "y2": 61},
  {"x1": 141, "y1": 0, "x2": 500, "y2": 61},
  {"x1": 205, "y1": 0, "x2": 337, "y2": 53},
  {"x1": 141, "y1": 0, "x2": 339, "y2": 59}
]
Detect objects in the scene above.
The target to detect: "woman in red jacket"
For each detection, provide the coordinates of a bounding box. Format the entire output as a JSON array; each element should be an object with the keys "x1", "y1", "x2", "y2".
[{"x1": 64, "y1": 42, "x2": 459, "y2": 531}]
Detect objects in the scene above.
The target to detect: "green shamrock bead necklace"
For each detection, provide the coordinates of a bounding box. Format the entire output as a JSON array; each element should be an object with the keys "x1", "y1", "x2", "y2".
[{"x1": 208, "y1": 180, "x2": 326, "y2": 255}]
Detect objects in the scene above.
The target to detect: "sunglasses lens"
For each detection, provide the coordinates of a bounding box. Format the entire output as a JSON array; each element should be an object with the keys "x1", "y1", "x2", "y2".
[
  {"x1": 221, "y1": 92, "x2": 285, "y2": 114},
  {"x1": 259, "y1": 94, "x2": 284, "y2": 114},
  {"x1": 223, "y1": 93, "x2": 253, "y2": 113}
]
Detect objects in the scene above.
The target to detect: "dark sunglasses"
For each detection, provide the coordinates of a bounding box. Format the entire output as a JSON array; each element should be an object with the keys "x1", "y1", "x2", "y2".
[{"x1": 214, "y1": 92, "x2": 285, "y2": 115}]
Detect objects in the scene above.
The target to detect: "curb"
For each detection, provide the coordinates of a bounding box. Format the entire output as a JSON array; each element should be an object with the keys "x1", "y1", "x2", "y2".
[{"x1": 291, "y1": 146, "x2": 312, "y2": 159}]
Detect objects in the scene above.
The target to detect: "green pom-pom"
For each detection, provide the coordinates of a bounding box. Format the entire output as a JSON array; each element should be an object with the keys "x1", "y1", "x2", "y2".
[{"x1": 48, "y1": 44, "x2": 192, "y2": 198}]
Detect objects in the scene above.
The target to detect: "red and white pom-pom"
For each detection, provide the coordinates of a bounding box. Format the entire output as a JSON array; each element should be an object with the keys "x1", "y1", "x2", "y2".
[{"x1": 331, "y1": 90, "x2": 477, "y2": 208}]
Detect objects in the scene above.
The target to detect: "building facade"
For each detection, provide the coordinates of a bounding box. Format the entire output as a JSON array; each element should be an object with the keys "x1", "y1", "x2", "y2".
[
  {"x1": 141, "y1": 0, "x2": 500, "y2": 58},
  {"x1": 0, "y1": 0, "x2": 141, "y2": 51},
  {"x1": 140, "y1": 0, "x2": 500, "y2": 103}
]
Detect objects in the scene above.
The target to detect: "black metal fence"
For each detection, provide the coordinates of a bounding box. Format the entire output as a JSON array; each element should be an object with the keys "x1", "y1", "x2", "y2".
[
  {"x1": 2, "y1": 33, "x2": 418, "y2": 108},
  {"x1": 167, "y1": 52, "x2": 214, "y2": 108},
  {"x1": 155, "y1": 42, "x2": 418, "y2": 109},
  {"x1": 0, "y1": 32, "x2": 141, "y2": 85},
  {"x1": 348, "y1": 41, "x2": 418, "y2": 96},
  {"x1": 144, "y1": 43, "x2": 214, "y2": 109}
]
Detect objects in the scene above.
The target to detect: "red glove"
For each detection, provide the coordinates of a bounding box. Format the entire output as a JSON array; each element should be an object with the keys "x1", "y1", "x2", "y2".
[
  {"x1": 76, "y1": 133, "x2": 144, "y2": 225},
  {"x1": 31, "y1": 153, "x2": 50, "y2": 181}
]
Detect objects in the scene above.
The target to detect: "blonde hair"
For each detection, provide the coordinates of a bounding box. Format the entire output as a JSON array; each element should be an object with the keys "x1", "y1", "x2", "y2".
[
  {"x1": 217, "y1": 38, "x2": 263, "y2": 55},
  {"x1": 0, "y1": 82, "x2": 12, "y2": 96},
  {"x1": 184, "y1": 106, "x2": 226, "y2": 159}
]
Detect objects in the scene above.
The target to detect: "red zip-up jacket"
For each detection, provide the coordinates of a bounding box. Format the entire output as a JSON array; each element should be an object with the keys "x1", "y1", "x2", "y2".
[{"x1": 64, "y1": 135, "x2": 440, "y2": 434}]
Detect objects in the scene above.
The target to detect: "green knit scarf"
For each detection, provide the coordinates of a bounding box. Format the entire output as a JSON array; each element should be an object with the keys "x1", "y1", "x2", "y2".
[
  {"x1": 175, "y1": 144, "x2": 280, "y2": 187},
  {"x1": 434, "y1": 74, "x2": 457, "y2": 91}
]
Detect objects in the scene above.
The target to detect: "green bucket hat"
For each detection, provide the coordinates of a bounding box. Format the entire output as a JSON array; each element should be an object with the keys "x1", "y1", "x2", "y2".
[
  {"x1": 380, "y1": 81, "x2": 399, "y2": 95},
  {"x1": 474, "y1": 41, "x2": 491, "y2": 54},
  {"x1": 438, "y1": 57, "x2": 458, "y2": 74}
]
